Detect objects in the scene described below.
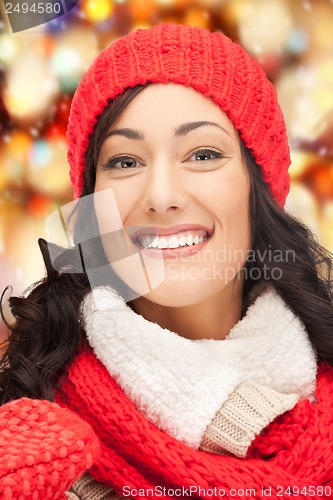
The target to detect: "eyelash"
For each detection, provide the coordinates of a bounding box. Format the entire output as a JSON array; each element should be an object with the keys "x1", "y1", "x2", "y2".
[
  {"x1": 102, "y1": 147, "x2": 227, "y2": 171},
  {"x1": 188, "y1": 147, "x2": 227, "y2": 163},
  {"x1": 102, "y1": 155, "x2": 143, "y2": 171}
]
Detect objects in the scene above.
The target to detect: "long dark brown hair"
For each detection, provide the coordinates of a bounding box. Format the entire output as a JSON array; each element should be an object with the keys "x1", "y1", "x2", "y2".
[{"x1": 1, "y1": 83, "x2": 333, "y2": 405}]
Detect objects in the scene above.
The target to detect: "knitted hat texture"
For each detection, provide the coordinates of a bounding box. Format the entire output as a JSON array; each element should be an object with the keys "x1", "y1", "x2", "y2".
[{"x1": 67, "y1": 23, "x2": 291, "y2": 205}]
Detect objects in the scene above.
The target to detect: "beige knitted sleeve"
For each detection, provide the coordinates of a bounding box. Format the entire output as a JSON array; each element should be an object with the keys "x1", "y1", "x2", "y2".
[
  {"x1": 199, "y1": 382, "x2": 299, "y2": 458},
  {"x1": 66, "y1": 472, "x2": 123, "y2": 500}
]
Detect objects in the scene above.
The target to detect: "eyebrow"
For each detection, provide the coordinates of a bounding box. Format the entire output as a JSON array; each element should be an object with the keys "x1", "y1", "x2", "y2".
[
  {"x1": 175, "y1": 121, "x2": 231, "y2": 137},
  {"x1": 105, "y1": 121, "x2": 231, "y2": 140}
]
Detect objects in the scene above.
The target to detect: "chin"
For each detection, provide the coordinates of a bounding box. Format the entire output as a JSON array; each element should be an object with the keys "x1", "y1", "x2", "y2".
[{"x1": 137, "y1": 281, "x2": 223, "y2": 308}]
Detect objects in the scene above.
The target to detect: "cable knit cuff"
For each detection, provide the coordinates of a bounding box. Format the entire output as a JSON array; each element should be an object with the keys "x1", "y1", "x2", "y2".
[{"x1": 199, "y1": 383, "x2": 299, "y2": 458}]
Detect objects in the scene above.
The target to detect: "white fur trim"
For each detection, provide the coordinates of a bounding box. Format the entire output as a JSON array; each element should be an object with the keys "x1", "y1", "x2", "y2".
[
  {"x1": 196, "y1": 286, "x2": 317, "y2": 400},
  {"x1": 82, "y1": 285, "x2": 317, "y2": 449},
  {"x1": 82, "y1": 288, "x2": 242, "y2": 448}
]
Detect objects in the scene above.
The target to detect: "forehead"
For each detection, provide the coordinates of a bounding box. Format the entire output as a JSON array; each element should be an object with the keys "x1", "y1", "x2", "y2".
[{"x1": 109, "y1": 82, "x2": 236, "y2": 136}]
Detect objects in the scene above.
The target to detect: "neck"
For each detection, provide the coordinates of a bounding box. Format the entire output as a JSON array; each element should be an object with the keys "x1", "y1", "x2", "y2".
[{"x1": 130, "y1": 280, "x2": 244, "y2": 340}]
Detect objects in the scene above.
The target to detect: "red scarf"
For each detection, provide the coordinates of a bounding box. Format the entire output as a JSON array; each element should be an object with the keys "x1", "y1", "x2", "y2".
[{"x1": 56, "y1": 347, "x2": 333, "y2": 499}]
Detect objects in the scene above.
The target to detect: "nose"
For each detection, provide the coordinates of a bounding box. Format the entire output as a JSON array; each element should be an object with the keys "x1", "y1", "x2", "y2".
[{"x1": 140, "y1": 160, "x2": 187, "y2": 215}]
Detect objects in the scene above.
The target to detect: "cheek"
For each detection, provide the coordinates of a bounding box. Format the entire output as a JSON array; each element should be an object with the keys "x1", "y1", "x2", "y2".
[
  {"x1": 94, "y1": 177, "x2": 138, "y2": 227},
  {"x1": 206, "y1": 170, "x2": 250, "y2": 223},
  {"x1": 210, "y1": 172, "x2": 251, "y2": 257},
  {"x1": 228, "y1": 186, "x2": 250, "y2": 243}
]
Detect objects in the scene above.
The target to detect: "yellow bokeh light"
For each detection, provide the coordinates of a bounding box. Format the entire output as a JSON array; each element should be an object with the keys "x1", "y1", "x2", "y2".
[
  {"x1": 3, "y1": 51, "x2": 59, "y2": 124},
  {"x1": 239, "y1": 0, "x2": 292, "y2": 56},
  {"x1": 183, "y1": 7, "x2": 211, "y2": 29},
  {"x1": 82, "y1": 0, "x2": 114, "y2": 23},
  {"x1": 223, "y1": 0, "x2": 255, "y2": 25},
  {"x1": 0, "y1": 35, "x2": 19, "y2": 65}
]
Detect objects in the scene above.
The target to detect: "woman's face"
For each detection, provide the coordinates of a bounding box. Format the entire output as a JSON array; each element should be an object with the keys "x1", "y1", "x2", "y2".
[{"x1": 94, "y1": 83, "x2": 251, "y2": 307}]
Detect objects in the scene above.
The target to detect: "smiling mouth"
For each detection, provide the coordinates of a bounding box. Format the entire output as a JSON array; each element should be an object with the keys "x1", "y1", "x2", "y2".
[{"x1": 135, "y1": 229, "x2": 210, "y2": 250}]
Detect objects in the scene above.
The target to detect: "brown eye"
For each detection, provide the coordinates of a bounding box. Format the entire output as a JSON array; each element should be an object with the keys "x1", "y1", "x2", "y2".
[
  {"x1": 195, "y1": 151, "x2": 214, "y2": 161},
  {"x1": 103, "y1": 155, "x2": 143, "y2": 170},
  {"x1": 118, "y1": 158, "x2": 137, "y2": 169},
  {"x1": 188, "y1": 148, "x2": 226, "y2": 162}
]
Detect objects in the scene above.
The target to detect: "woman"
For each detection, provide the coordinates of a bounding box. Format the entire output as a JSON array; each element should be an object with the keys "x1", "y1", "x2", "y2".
[{"x1": 1, "y1": 24, "x2": 333, "y2": 499}]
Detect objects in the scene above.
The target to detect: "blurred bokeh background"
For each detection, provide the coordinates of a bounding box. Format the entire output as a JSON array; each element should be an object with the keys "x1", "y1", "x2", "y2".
[{"x1": 0, "y1": 0, "x2": 332, "y2": 339}]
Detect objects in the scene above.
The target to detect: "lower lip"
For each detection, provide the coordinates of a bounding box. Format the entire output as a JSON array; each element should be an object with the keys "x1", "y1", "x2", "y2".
[{"x1": 134, "y1": 236, "x2": 212, "y2": 259}]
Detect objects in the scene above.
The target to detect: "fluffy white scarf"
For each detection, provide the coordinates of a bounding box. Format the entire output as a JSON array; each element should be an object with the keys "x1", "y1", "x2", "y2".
[{"x1": 81, "y1": 285, "x2": 317, "y2": 450}]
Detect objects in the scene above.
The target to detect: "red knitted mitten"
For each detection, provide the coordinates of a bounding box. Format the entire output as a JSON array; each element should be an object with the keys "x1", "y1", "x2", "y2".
[{"x1": 0, "y1": 397, "x2": 100, "y2": 500}]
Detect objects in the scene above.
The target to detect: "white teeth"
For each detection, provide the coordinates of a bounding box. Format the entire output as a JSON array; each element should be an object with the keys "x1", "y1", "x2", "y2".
[
  {"x1": 138, "y1": 232, "x2": 208, "y2": 249},
  {"x1": 158, "y1": 237, "x2": 168, "y2": 249},
  {"x1": 168, "y1": 236, "x2": 179, "y2": 248},
  {"x1": 179, "y1": 235, "x2": 187, "y2": 246},
  {"x1": 186, "y1": 234, "x2": 193, "y2": 246}
]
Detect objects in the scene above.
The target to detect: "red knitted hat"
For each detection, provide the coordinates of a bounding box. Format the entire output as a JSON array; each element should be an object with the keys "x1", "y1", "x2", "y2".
[{"x1": 67, "y1": 23, "x2": 290, "y2": 206}]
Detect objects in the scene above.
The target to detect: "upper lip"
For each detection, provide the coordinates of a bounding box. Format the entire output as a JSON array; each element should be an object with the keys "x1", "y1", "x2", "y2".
[{"x1": 129, "y1": 224, "x2": 213, "y2": 240}]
